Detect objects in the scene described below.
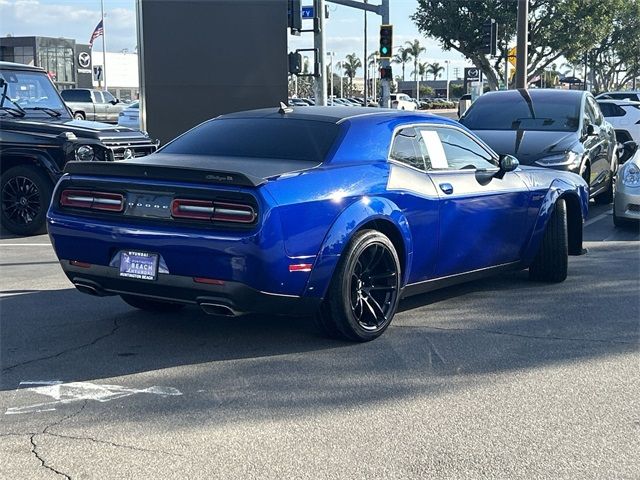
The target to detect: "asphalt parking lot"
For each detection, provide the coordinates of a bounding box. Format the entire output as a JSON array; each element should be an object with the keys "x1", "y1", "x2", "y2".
[{"x1": 0, "y1": 202, "x2": 638, "y2": 480}]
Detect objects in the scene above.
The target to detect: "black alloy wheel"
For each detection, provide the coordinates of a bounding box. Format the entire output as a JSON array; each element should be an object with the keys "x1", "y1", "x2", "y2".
[
  {"x1": 349, "y1": 242, "x2": 399, "y2": 331},
  {"x1": 315, "y1": 229, "x2": 401, "y2": 342},
  {"x1": 1, "y1": 165, "x2": 52, "y2": 236}
]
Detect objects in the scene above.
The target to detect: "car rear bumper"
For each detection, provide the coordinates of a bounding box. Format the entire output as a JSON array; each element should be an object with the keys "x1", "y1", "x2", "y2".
[
  {"x1": 614, "y1": 185, "x2": 640, "y2": 220},
  {"x1": 60, "y1": 260, "x2": 321, "y2": 317}
]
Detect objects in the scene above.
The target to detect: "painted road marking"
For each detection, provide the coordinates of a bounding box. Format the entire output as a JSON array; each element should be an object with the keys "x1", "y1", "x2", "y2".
[
  {"x1": 584, "y1": 210, "x2": 612, "y2": 227},
  {"x1": 6, "y1": 381, "x2": 182, "y2": 415}
]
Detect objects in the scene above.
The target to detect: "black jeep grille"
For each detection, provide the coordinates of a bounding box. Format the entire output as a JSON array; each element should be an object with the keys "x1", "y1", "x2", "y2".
[{"x1": 101, "y1": 138, "x2": 158, "y2": 161}]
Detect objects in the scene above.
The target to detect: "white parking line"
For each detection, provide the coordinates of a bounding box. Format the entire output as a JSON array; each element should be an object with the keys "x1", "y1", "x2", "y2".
[
  {"x1": 0, "y1": 244, "x2": 51, "y2": 246},
  {"x1": 584, "y1": 210, "x2": 612, "y2": 227}
]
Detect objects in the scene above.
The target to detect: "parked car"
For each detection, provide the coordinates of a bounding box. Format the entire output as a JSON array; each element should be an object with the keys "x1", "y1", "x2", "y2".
[
  {"x1": 389, "y1": 93, "x2": 417, "y2": 110},
  {"x1": 596, "y1": 91, "x2": 640, "y2": 103},
  {"x1": 0, "y1": 61, "x2": 158, "y2": 235},
  {"x1": 596, "y1": 99, "x2": 640, "y2": 146},
  {"x1": 47, "y1": 106, "x2": 587, "y2": 342},
  {"x1": 117, "y1": 101, "x2": 140, "y2": 129},
  {"x1": 614, "y1": 141, "x2": 640, "y2": 227},
  {"x1": 460, "y1": 89, "x2": 617, "y2": 204},
  {"x1": 60, "y1": 88, "x2": 126, "y2": 123},
  {"x1": 288, "y1": 98, "x2": 309, "y2": 107}
]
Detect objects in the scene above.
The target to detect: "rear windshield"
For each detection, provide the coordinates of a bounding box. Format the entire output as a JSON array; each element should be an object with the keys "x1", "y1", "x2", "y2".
[
  {"x1": 461, "y1": 93, "x2": 581, "y2": 132},
  {"x1": 160, "y1": 118, "x2": 341, "y2": 163}
]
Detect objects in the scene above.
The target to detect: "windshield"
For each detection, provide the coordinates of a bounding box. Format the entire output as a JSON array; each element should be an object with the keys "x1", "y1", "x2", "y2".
[
  {"x1": 461, "y1": 93, "x2": 581, "y2": 132},
  {"x1": 0, "y1": 69, "x2": 69, "y2": 116},
  {"x1": 160, "y1": 118, "x2": 341, "y2": 163}
]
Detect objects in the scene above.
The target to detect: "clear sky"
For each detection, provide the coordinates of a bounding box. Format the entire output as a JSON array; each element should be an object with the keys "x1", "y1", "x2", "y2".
[{"x1": 0, "y1": 0, "x2": 470, "y2": 79}]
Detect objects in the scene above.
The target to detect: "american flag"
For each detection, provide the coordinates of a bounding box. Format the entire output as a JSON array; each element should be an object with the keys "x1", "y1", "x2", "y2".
[{"x1": 89, "y1": 20, "x2": 104, "y2": 48}]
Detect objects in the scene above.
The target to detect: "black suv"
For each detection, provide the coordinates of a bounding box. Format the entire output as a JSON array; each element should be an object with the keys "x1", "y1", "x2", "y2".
[{"x1": 0, "y1": 61, "x2": 158, "y2": 235}]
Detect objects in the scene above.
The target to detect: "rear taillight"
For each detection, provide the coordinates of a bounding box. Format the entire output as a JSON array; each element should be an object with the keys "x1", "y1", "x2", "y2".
[
  {"x1": 171, "y1": 199, "x2": 256, "y2": 224},
  {"x1": 60, "y1": 189, "x2": 124, "y2": 212}
]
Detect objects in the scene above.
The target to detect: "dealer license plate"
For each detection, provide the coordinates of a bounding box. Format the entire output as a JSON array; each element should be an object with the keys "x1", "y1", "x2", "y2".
[{"x1": 119, "y1": 251, "x2": 158, "y2": 281}]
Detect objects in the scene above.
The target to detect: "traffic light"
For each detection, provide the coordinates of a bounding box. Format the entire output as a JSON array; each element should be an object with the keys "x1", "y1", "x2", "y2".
[
  {"x1": 481, "y1": 19, "x2": 498, "y2": 56},
  {"x1": 379, "y1": 24, "x2": 393, "y2": 58},
  {"x1": 288, "y1": 0, "x2": 302, "y2": 35},
  {"x1": 379, "y1": 66, "x2": 392, "y2": 80},
  {"x1": 288, "y1": 52, "x2": 302, "y2": 75}
]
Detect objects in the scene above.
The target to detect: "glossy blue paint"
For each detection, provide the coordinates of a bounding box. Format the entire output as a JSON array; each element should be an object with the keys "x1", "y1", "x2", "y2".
[{"x1": 47, "y1": 107, "x2": 588, "y2": 310}]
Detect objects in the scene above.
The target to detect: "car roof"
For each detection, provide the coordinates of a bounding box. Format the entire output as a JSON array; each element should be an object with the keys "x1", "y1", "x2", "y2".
[
  {"x1": 0, "y1": 61, "x2": 46, "y2": 73},
  {"x1": 596, "y1": 99, "x2": 640, "y2": 106},
  {"x1": 218, "y1": 105, "x2": 451, "y2": 125},
  {"x1": 478, "y1": 88, "x2": 585, "y2": 102}
]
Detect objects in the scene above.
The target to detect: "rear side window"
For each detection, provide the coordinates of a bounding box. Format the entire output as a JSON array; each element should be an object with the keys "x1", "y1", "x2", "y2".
[
  {"x1": 160, "y1": 118, "x2": 341, "y2": 163},
  {"x1": 598, "y1": 103, "x2": 626, "y2": 117},
  {"x1": 61, "y1": 89, "x2": 91, "y2": 102},
  {"x1": 389, "y1": 128, "x2": 426, "y2": 170}
]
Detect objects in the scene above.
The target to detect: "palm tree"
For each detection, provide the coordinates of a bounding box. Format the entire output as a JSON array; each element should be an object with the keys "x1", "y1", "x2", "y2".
[
  {"x1": 412, "y1": 61, "x2": 429, "y2": 81},
  {"x1": 343, "y1": 53, "x2": 362, "y2": 95},
  {"x1": 427, "y1": 62, "x2": 445, "y2": 81},
  {"x1": 405, "y1": 40, "x2": 426, "y2": 82},
  {"x1": 392, "y1": 47, "x2": 411, "y2": 81}
]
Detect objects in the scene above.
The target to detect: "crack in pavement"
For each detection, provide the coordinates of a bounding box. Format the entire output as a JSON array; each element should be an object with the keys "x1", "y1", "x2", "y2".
[
  {"x1": 45, "y1": 431, "x2": 183, "y2": 457},
  {"x1": 2, "y1": 318, "x2": 120, "y2": 373},
  {"x1": 25, "y1": 401, "x2": 87, "y2": 480},
  {"x1": 397, "y1": 324, "x2": 637, "y2": 345}
]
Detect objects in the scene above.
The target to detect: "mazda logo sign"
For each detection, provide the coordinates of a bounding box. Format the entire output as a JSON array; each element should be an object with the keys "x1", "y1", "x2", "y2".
[{"x1": 78, "y1": 52, "x2": 91, "y2": 68}]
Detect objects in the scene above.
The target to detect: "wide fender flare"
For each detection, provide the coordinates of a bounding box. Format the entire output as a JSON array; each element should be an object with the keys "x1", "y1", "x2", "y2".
[
  {"x1": 521, "y1": 178, "x2": 586, "y2": 266},
  {"x1": 303, "y1": 196, "x2": 413, "y2": 298},
  {"x1": 1, "y1": 147, "x2": 61, "y2": 181}
]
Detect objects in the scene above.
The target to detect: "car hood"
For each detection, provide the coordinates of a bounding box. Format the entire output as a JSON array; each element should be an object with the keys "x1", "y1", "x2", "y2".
[
  {"x1": 471, "y1": 129, "x2": 580, "y2": 165},
  {"x1": 0, "y1": 116, "x2": 147, "y2": 141}
]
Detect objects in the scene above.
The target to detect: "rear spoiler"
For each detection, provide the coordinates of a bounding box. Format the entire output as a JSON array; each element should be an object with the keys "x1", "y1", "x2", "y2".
[{"x1": 63, "y1": 161, "x2": 265, "y2": 187}]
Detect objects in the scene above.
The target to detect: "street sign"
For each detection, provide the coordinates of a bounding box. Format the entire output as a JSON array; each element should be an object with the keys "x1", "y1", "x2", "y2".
[
  {"x1": 93, "y1": 65, "x2": 103, "y2": 81},
  {"x1": 302, "y1": 6, "x2": 314, "y2": 18}
]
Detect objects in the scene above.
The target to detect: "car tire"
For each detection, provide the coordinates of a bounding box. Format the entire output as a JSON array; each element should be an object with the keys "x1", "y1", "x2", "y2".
[
  {"x1": 1, "y1": 165, "x2": 52, "y2": 236},
  {"x1": 529, "y1": 198, "x2": 568, "y2": 283},
  {"x1": 315, "y1": 229, "x2": 401, "y2": 342},
  {"x1": 120, "y1": 295, "x2": 186, "y2": 312},
  {"x1": 73, "y1": 112, "x2": 85, "y2": 120}
]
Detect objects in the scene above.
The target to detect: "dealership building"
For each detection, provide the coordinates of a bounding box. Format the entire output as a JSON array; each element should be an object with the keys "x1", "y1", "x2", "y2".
[{"x1": 0, "y1": 35, "x2": 139, "y2": 101}]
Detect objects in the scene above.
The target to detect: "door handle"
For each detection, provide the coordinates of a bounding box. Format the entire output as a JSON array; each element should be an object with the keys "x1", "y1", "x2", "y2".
[{"x1": 439, "y1": 183, "x2": 454, "y2": 195}]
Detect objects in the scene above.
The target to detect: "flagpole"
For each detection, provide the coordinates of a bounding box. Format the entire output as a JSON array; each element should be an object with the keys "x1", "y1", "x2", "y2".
[{"x1": 101, "y1": 0, "x2": 107, "y2": 91}]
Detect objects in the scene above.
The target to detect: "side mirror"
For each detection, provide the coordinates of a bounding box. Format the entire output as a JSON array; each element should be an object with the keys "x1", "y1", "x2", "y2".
[
  {"x1": 110, "y1": 99, "x2": 118, "y2": 105},
  {"x1": 494, "y1": 154, "x2": 519, "y2": 179},
  {"x1": 500, "y1": 154, "x2": 519, "y2": 172},
  {"x1": 621, "y1": 141, "x2": 638, "y2": 164},
  {"x1": 585, "y1": 124, "x2": 595, "y2": 136}
]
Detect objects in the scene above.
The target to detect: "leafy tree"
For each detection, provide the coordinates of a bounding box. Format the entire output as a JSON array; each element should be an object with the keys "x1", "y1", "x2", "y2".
[
  {"x1": 405, "y1": 39, "x2": 427, "y2": 82},
  {"x1": 412, "y1": 0, "x2": 623, "y2": 90},
  {"x1": 393, "y1": 47, "x2": 411, "y2": 81},
  {"x1": 343, "y1": 53, "x2": 362, "y2": 95},
  {"x1": 427, "y1": 62, "x2": 445, "y2": 80}
]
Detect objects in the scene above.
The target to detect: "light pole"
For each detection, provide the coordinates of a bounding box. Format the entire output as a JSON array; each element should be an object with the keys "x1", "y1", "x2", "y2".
[
  {"x1": 328, "y1": 52, "x2": 335, "y2": 105},
  {"x1": 445, "y1": 60, "x2": 450, "y2": 101},
  {"x1": 336, "y1": 61, "x2": 344, "y2": 98}
]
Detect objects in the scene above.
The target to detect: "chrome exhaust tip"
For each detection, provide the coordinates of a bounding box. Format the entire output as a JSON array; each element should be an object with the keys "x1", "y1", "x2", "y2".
[{"x1": 199, "y1": 302, "x2": 239, "y2": 317}]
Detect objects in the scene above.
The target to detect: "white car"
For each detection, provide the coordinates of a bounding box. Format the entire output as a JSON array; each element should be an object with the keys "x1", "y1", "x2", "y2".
[
  {"x1": 117, "y1": 101, "x2": 140, "y2": 129},
  {"x1": 597, "y1": 99, "x2": 640, "y2": 145},
  {"x1": 614, "y1": 142, "x2": 640, "y2": 227},
  {"x1": 390, "y1": 93, "x2": 417, "y2": 111},
  {"x1": 596, "y1": 91, "x2": 640, "y2": 102}
]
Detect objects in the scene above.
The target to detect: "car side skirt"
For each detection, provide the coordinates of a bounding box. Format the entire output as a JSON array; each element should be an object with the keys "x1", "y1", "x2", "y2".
[{"x1": 401, "y1": 261, "x2": 523, "y2": 299}]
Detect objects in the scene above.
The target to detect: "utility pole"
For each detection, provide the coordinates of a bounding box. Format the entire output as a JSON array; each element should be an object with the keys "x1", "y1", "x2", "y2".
[
  {"x1": 515, "y1": 0, "x2": 528, "y2": 89},
  {"x1": 101, "y1": 0, "x2": 107, "y2": 91},
  {"x1": 314, "y1": 0, "x2": 328, "y2": 105},
  {"x1": 379, "y1": 0, "x2": 390, "y2": 107},
  {"x1": 329, "y1": 51, "x2": 334, "y2": 103},
  {"x1": 363, "y1": 0, "x2": 368, "y2": 103},
  {"x1": 328, "y1": 0, "x2": 389, "y2": 107},
  {"x1": 445, "y1": 60, "x2": 450, "y2": 101}
]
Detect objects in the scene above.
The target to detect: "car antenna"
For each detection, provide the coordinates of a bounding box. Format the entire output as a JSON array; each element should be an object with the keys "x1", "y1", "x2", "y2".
[{"x1": 278, "y1": 102, "x2": 293, "y2": 114}]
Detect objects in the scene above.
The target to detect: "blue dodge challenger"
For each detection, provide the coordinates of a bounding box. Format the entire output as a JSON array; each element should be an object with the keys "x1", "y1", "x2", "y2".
[{"x1": 47, "y1": 106, "x2": 589, "y2": 341}]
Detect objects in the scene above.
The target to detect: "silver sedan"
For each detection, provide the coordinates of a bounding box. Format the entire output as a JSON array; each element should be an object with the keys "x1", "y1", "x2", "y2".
[{"x1": 614, "y1": 142, "x2": 640, "y2": 227}]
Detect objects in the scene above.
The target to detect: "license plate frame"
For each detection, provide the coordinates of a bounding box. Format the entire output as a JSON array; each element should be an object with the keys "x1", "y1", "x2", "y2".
[{"x1": 119, "y1": 250, "x2": 159, "y2": 281}]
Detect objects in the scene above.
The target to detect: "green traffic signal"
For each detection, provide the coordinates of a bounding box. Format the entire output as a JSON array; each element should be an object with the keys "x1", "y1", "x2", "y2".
[{"x1": 379, "y1": 24, "x2": 393, "y2": 58}]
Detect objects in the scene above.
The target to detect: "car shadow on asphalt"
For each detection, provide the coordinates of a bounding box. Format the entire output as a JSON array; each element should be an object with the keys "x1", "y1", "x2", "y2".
[{"x1": 1, "y1": 241, "x2": 637, "y2": 411}]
